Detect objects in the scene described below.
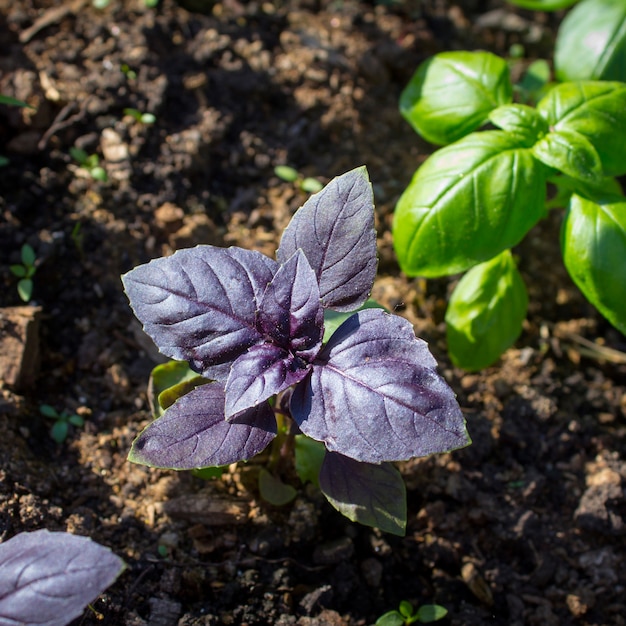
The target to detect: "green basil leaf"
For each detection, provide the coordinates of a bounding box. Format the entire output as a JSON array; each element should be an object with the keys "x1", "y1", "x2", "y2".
[
  {"x1": 488, "y1": 104, "x2": 548, "y2": 142},
  {"x1": 393, "y1": 131, "x2": 548, "y2": 277},
  {"x1": 445, "y1": 250, "x2": 528, "y2": 371},
  {"x1": 533, "y1": 129, "x2": 603, "y2": 182},
  {"x1": 561, "y1": 193, "x2": 626, "y2": 335},
  {"x1": 555, "y1": 0, "x2": 626, "y2": 82},
  {"x1": 507, "y1": 0, "x2": 578, "y2": 8},
  {"x1": 400, "y1": 51, "x2": 512, "y2": 146},
  {"x1": 537, "y1": 81, "x2": 626, "y2": 177}
]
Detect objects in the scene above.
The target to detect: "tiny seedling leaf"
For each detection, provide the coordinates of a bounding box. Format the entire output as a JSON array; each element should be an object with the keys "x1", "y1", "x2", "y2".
[
  {"x1": 20, "y1": 244, "x2": 36, "y2": 266},
  {"x1": 0, "y1": 529, "x2": 124, "y2": 626},
  {"x1": 51, "y1": 420, "x2": 69, "y2": 444},
  {"x1": 416, "y1": 604, "x2": 448, "y2": 623},
  {"x1": 258, "y1": 468, "x2": 297, "y2": 506},
  {"x1": 274, "y1": 165, "x2": 299, "y2": 182},
  {"x1": 40, "y1": 404, "x2": 59, "y2": 418},
  {"x1": 17, "y1": 278, "x2": 33, "y2": 302},
  {"x1": 10, "y1": 265, "x2": 26, "y2": 278},
  {"x1": 375, "y1": 611, "x2": 405, "y2": 626}
]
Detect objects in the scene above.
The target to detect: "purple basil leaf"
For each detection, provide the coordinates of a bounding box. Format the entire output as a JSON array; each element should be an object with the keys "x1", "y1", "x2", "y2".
[
  {"x1": 258, "y1": 249, "x2": 323, "y2": 358},
  {"x1": 319, "y1": 453, "x2": 407, "y2": 536},
  {"x1": 225, "y1": 344, "x2": 311, "y2": 419},
  {"x1": 0, "y1": 529, "x2": 124, "y2": 626},
  {"x1": 291, "y1": 308, "x2": 469, "y2": 463},
  {"x1": 276, "y1": 166, "x2": 377, "y2": 312},
  {"x1": 122, "y1": 246, "x2": 278, "y2": 381},
  {"x1": 129, "y1": 383, "x2": 276, "y2": 469}
]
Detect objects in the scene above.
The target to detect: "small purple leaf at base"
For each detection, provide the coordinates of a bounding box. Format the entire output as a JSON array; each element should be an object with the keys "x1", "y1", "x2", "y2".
[
  {"x1": 129, "y1": 383, "x2": 276, "y2": 469},
  {"x1": 121, "y1": 246, "x2": 278, "y2": 381},
  {"x1": 276, "y1": 167, "x2": 378, "y2": 312},
  {"x1": 0, "y1": 529, "x2": 125, "y2": 626},
  {"x1": 225, "y1": 344, "x2": 311, "y2": 419},
  {"x1": 258, "y1": 249, "x2": 323, "y2": 359},
  {"x1": 319, "y1": 452, "x2": 407, "y2": 536},
  {"x1": 291, "y1": 309, "x2": 469, "y2": 464}
]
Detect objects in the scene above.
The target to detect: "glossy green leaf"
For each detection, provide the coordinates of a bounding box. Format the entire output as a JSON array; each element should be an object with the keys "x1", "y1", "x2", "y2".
[
  {"x1": 445, "y1": 250, "x2": 528, "y2": 371},
  {"x1": 393, "y1": 131, "x2": 548, "y2": 277},
  {"x1": 416, "y1": 604, "x2": 448, "y2": 623},
  {"x1": 488, "y1": 104, "x2": 548, "y2": 142},
  {"x1": 274, "y1": 165, "x2": 298, "y2": 182},
  {"x1": 507, "y1": 0, "x2": 578, "y2": 8},
  {"x1": 517, "y1": 59, "x2": 551, "y2": 103},
  {"x1": 148, "y1": 360, "x2": 204, "y2": 418},
  {"x1": 555, "y1": 0, "x2": 626, "y2": 82},
  {"x1": 294, "y1": 435, "x2": 326, "y2": 487},
  {"x1": 533, "y1": 129, "x2": 603, "y2": 183},
  {"x1": 258, "y1": 469, "x2": 297, "y2": 506},
  {"x1": 536, "y1": 81, "x2": 626, "y2": 177},
  {"x1": 561, "y1": 193, "x2": 626, "y2": 334},
  {"x1": 400, "y1": 51, "x2": 512, "y2": 146}
]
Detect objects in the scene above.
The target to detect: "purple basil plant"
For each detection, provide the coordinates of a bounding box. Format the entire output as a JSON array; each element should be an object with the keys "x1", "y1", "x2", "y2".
[{"x1": 122, "y1": 167, "x2": 470, "y2": 534}]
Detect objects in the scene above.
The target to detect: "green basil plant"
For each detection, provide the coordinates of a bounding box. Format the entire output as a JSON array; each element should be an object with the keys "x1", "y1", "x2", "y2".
[{"x1": 394, "y1": 50, "x2": 626, "y2": 371}]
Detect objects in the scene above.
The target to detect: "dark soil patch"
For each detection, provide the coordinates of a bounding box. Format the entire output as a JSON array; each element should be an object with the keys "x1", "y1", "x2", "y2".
[{"x1": 1, "y1": 1, "x2": 625, "y2": 625}]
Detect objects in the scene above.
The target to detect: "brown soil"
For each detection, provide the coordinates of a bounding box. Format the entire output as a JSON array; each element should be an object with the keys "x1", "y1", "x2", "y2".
[{"x1": 1, "y1": 1, "x2": 625, "y2": 625}]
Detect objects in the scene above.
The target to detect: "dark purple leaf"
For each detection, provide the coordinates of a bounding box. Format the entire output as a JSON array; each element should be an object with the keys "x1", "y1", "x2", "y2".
[
  {"x1": 122, "y1": 246, "x2": 278, "y2": 381},
  {"x1": 319, "y1": 453, "x2": 406, "y2": 536},
  {"x1": 291, "y1": 309, "x2": 469, "y2": 463},
  {"x1": 224, "y1": 344, "x2": 310, "y2": 419},
  {"x1": 276, "y1": 167, "x2": 377, "y2": 312},
  {"x1": 0, "y1": 529, "x2": 124, "y2": 626},
  {"x1": 129, "y1": 383, "x2": 276, "y2": 469},
  {"x1": 258, "y1": 249, "x2": 323, "y2": 359}
]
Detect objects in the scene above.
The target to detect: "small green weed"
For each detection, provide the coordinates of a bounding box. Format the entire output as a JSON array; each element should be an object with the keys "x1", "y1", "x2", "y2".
[
  {"x1": 10, "y1": 244, "x2": 37, "y2": 302},
  {"x1": 123, "y1": 107, "x2": 156, "y2": 125},
  {"x1": 376, "y1": 601, "x2": 448, "y2": 625},
  {"x1": 274, "y1": 165, "x2": 323, "y2": 193},
  {"x1": 70, "y1": 147, "x2": 108, "y2": 182},
  {"x1": 40, "y1": 404, "x2": 85, "y2": 444}
]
